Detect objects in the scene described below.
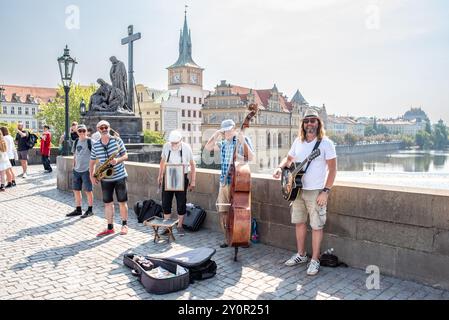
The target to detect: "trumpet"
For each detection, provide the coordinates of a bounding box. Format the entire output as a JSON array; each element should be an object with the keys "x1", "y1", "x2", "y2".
[{"x1": 93, "y1": 145, "x2": 122, "y2": 181}]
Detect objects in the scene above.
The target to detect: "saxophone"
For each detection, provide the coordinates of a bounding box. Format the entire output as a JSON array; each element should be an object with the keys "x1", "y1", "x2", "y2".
[{"x1": 94, "y1": 145, "x2": 122, "y2": 181}]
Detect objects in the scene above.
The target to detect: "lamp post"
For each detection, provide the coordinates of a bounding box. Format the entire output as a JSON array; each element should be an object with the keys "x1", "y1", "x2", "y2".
[
  {"x1": 57, "y1": 45, "x2": 77, "y2": 156},
  {"x1": 80, "y1": 98, "x2": 86, "y2": 115},
  {"x1": 0, "y1": 86, "x2": 5, "y2": 102}
]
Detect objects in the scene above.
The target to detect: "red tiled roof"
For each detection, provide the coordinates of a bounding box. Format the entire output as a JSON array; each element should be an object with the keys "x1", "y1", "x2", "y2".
[{"x1": 2, "y1": 85, "x2": 58, "y2": 104}]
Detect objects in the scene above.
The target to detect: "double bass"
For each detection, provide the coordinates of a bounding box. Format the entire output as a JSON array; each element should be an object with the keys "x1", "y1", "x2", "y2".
[{"x1": 226, "y1": 103, "x2": 259, "y2": 261}]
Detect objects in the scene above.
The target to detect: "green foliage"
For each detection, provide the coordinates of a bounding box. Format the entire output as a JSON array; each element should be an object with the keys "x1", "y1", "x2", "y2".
[
  {"x1": 36, "y1": 83, "x2": 96, "y2": 146},
  {"x1": 399, "y1": 135, "x2": 415, "y2": 148},
  {"x1": 328, "y1": 134, "x2": 345, "y2": 145},
  {"x1": 415, "y1": 130, "x2": 433, "y2": 150},
  {"x1": 364, "y1": 125, "x2": 377, "y2": 137},
  {"x1": 344, "y1": 133, "x2": 359, "y2": 146},
  {"x1": 143, "y1": 130, "x2": 165, "y2": 144},
  {"x1": 425, "y1": 120, "x2": 432, "y2": 134},
  {"x1": 432, "y1": 120, "x2": 448, "y2": 150}
]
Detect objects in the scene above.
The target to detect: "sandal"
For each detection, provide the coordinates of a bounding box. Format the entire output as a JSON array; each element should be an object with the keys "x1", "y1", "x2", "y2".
[{"x1": 120, "y1": 225, "x2": 128, "y2": 235}]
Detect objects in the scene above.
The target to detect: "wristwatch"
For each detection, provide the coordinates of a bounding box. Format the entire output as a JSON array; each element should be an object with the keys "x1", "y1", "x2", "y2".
[{"x1": 322, "y1": 187, "x2": 331, "y2": 194}]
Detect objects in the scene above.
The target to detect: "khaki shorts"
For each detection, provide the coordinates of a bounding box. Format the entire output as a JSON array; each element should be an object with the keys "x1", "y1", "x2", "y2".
[
  {"x1": 216, "y1": 184, "x2": 231, "y2": 213},
  {"x1": 291, "y1": 189, "x2": 327, "y2": 230}
]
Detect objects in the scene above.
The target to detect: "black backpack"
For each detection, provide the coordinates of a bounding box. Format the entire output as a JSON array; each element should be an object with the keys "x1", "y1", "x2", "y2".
[
  {"x1": 26, "y1": 133, "x2": 38, "y2": 149},
  {"x1": 73, "y1": 138, "x2": 92, "y2": 151},
  {"x1": 134, "y1": 199, "x2": 163, "y2": 223},
  {"x1": 319, "y1": 253, "x2": 348, "y2": 268}
]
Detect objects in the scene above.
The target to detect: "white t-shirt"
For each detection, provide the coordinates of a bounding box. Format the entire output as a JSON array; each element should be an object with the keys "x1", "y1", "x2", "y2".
[
  {"x1": 288, "y1": 137, "x2": 337, "y2": 190},
  {"x1": 161, "y1": 142, "x2": 194, "y2": 173},
  {"x1": 4, "y1": 135, "x2": 16, "y2": 159}
]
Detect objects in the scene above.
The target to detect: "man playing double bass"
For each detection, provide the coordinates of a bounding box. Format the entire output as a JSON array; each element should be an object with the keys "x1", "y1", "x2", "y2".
[
  {"x1": 204, "y1": 119, "x2": 255, "y2": 249},
  {"x1": 273, "y1": 109, "x2": 337, "y2": 276}
]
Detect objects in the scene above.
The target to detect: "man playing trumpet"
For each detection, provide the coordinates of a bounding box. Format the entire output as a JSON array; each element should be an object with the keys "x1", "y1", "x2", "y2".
[{"x1": 89, "y1": 120, "x2": 129, "y2": 236}]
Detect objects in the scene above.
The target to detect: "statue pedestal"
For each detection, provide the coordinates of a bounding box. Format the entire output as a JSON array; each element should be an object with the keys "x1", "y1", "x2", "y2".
[{"x1": 81, "y1": 113, "x2": 143, "y2": 143}]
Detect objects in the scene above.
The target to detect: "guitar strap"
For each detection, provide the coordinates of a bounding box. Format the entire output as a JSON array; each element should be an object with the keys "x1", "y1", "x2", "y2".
[{"x1": 302, "y1": 139, "x2": 322, "y2": 174}]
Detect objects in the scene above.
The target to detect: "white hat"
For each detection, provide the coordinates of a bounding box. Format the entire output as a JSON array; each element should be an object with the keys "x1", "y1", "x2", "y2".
[
  {"x1": 220, "y1": 119, "x2": 235, "y2": 132},
  {"x1": 96, "y1": 120, "x2": 110, "y2": 128},
  {"x1": 168, "y1": 130, "x2": 183, "y2": 143}
]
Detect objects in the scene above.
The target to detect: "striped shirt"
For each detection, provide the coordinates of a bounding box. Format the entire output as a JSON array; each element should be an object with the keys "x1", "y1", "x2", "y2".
[
  {"x1": 90, "y1": 137, "x2": 127, "y2": 181},
  {"x1": 217, "y1": 136, "x2": 254, "y2": 186}
]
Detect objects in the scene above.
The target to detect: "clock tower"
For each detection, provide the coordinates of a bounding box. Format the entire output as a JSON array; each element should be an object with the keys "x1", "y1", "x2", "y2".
[{"x1": 167, "y1": 11, "x2": 203, "y2": 89}]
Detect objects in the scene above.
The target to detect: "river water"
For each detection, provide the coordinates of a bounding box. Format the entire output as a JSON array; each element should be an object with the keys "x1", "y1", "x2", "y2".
[{"x1": 336, "y1": 150, "x2": 449, "y2": 190}]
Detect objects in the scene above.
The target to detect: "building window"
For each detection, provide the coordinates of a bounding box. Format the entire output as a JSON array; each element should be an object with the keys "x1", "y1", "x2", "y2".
[
  {"x1": 193, "y1": 111, "x2": 196, "y2": 118},
  {"x1": 267, "y1": 132, "x2": 271, "y2": 148},
  {"x1": 147, "y1": 111, "x2": 150, "y2": 115},
  {"x1": 2, "y1": 106, "x2": 6, "y2": 114},
  {"x1": 187, "y1": 96, "x2": 191, "y2": 103},
  {"x1": 182, "y1": 110, "x2": 185, "y2": 117},
  {"x1": 11, "y1": 106, "x2": 15, "y2": 114},
  {"x1": 188, "y1": 110, "x2": 191, "y2": 117},
  {"x1": 199, "y1": 98, "x2": 202, "y2": 104},
  {"x1": 181, "y1": 95, "x2": 185, "y2": 103},
  {"x1": 193, "y1": 97, "x2": 197, "y2": 104},
  {"x1": 32, "y1": 121, "x2": 37, "y2": 129},
  {"x1": 182, "y1": 123, "x2": 186, "y2": 130},
  {"x1": 188, "y1": 124, "x2": 191, "y2": 131},
  {"x1": 199, "y1": 111, "x2": 202, "y2": 118},
  {"x1": 32, "y1": 108, "x2": 35, "y2": 115},
  {"x1": 155, "y1": 111, "x2": 159, "y2": 115},
  {"x1": 146, "y1": 121, "x2": 151, "y2": 129},
  {"x1": 25, "y1": 108, "x2": 29, "y2": 115},
  {"x1": 18, "y1": 107, "x2": 22, "y2": 115},
  {"x1": 25, "y1": 121, "x2": 30, "y2": 128},
  {"x1": 155, "y1": 121, "x2": 159, "y2": 131}
]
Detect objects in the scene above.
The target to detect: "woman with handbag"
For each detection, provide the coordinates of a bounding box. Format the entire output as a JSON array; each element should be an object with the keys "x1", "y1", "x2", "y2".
[{"x1": 157, "y1": 130, "x2": 196, "y2": 236}]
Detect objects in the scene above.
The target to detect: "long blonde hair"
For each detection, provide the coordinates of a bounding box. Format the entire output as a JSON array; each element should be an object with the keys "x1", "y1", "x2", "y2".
[
  {"x1": 0, "y1": 131, "x2": 6, "y2": 153},
  {"x1": 299, "y1": 117, "x2": 326, "y2": 142}
]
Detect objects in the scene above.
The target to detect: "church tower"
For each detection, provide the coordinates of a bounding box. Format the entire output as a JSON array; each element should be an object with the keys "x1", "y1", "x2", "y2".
[{"x1": 167, "y1": 10, "x2": 204, "y2": 90}]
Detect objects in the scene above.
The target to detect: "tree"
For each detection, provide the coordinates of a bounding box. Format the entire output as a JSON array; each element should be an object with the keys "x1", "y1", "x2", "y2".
[
  {"x1": 376, "y1": 124, "x2": 389, "y2": 135},
  {"x1": 415, "y1": 130, "x2": 433, "y2": 150},
  {"x1": 328, "y1": 134, "x2": 344, "y2": 145},
  {"x1": 344, "y1": 133, "x2": 359, "y2": 146},
  {"x1": 36, "y1": 83, "x2": 96, "y2": 146},
  {"x1": 364, "y1": 125, "x2": 377, "y2": 137},
  {"x1": 143, "y1": 130, "x2": 165, "y2": 144},
  {"x1": 433, "y1": 120, "x2": 448, "y2": 150},
  {"x1": 425, "y1": 120, "x2": 432, "y2": 134}
]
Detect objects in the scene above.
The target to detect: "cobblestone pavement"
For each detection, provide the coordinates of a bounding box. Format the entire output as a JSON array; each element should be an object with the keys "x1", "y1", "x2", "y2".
[{"x1": 1, "y1": 165, "x2": 448, "y2": 300}]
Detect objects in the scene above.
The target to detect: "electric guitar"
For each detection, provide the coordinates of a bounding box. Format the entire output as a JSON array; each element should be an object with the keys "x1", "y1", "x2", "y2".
[{"x1": 280, "y1": 149, "x2": 321, "y2": 201}]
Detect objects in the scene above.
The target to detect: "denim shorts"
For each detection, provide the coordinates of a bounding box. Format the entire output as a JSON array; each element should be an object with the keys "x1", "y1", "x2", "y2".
[{"x1": 72, "y1": 170, "x2": 93, "y2": 192}]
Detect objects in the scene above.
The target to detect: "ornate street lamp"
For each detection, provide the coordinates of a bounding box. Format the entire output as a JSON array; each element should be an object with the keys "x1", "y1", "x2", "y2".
[
  {"x1": 0, "y1": 86, "x2": 5, "y2": 102},
  {"x1": 57, "y1": 45, "x2": 77, "y2": 156},
  {"x1": 80, "y1": 98, "x2": 86, "y2": 115}
]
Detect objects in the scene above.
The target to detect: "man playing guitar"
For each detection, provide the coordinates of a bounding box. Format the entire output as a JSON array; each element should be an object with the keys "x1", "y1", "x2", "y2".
[{"x1": 273, "y1": 109, "x2": 337, "y2": 276}]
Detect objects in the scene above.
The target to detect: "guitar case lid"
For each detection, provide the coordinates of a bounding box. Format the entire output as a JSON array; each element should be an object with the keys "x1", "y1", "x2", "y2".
[{"x1": 147, "y1": 247, "x2": 216, "y2": 268}]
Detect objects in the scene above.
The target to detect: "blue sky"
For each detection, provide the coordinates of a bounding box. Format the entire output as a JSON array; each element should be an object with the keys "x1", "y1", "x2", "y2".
[{"x1": 1, "y1": 0, "x2": 449, "y2": 123}]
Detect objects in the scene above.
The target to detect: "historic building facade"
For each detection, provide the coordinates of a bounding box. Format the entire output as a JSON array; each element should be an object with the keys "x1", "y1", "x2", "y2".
[
  {"x1": 0, "y1": 85, "x2": 57, "y2": 130},
  {"x1": 134, "y1": 84, "x2": 168, "y2": 132},
  {"x1": 160, "y1": 12, "x2": 209, "y2": 159},
  {"x1": 201, "y1": 80, "x2": 326, "y2": 172}
]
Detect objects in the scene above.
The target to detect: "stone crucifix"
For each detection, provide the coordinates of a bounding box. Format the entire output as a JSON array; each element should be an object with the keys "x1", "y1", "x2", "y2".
[{"x1": 121, "y1": 25, "x2": 141, "y2": 113}]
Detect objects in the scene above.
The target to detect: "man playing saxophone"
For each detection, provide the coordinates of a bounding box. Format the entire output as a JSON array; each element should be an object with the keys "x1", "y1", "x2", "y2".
[{"x1": 89, "y1": 120, "x2": 129, "y2": 236}]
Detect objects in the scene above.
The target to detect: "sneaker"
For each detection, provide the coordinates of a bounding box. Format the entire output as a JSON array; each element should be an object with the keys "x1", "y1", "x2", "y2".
[
  {"x1": 11, "y1": 181, "x2": 16, "y2": 187},
  {"x1": 219, "y1": 243, "x2": 228, "y2": 248},
  {"x1": 0, "y1": 185, "x2": 5, "y2": 192},
  {"x1": 66, "y1": 209, "x2": 82, "y2": 217},
  {"x1": 285, "y1": 252, "x2": 309, "y2": 266},
  {"x1": 5, "y1": 182, "x2": 13, "y2": 188},
  {"x1": 22, "y1": 173, "x2": 27, "y2": 178},
  {"x1": 80, "y1": 210, "x2": 94, "y2": 219},
  {"x1": 97, "y1": 229, "x2": 115, "y2": 237},
  {"x1": 120, "y1": 225, "x2": 128, "y2": 235},
  {"x1": 44, "y1": 170, "x2": 53, "y2": 173},
  {"x1": 307, "y1": 259, "x2": 320, "y2": 276}
]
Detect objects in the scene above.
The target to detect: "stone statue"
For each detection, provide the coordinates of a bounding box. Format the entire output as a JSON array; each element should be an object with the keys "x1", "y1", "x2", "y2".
[
  {"x1": 110, "y1": 56, "x2": 128, "y2": 106},
  {"x1": 89, "y1": 78, "x2": 112, "y2": 112}
]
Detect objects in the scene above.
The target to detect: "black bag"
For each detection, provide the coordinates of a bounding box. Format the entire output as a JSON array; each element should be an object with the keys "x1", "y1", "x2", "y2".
[
  {"x1": 26, "y1": 133, "x2": 38, "y2": 149},
  {"x1": 134, "y1": 199, "x2": 163, "y2": 223},
  {"x1": 319, "y1": 253, "x2": 348, "y2": 268},
  {"x1": 148, "y1": 247, "x2": 217, "y2": 284},
  {"x1": 183, "y1": 204, "x2": 206, "y2": 231}
]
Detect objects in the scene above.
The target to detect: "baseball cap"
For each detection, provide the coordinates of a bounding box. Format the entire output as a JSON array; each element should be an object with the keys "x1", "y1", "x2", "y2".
[{"x1": 220, "y1": 119, "x2": 235, "y2": 132}]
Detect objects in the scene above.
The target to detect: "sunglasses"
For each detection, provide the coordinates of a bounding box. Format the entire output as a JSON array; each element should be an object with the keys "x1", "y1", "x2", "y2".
[
  {"x1": 98, "y1": 126, "x2": 109, "y2": 130},
  {"x1": 78, "y1": 129, "x2": 86, "y2": 133},
  {"x1": 303, "y1": 118, "x2": 318, "y2": 124}
]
